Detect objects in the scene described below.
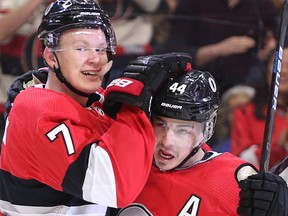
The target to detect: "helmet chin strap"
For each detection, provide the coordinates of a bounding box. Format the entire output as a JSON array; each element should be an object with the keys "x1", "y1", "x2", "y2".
[
  {"x1": 51, "y1": 52, "x2": 114, "y2": 97},
  {"x1": 53, "y1": 53, "x2": 90, "y2": 97},
  {"x1": 175, "y1": 144, "x2": 203, "y2": 170},
  {"x1": 176, "y1": 126, "x2": 209, "y2": 170}
]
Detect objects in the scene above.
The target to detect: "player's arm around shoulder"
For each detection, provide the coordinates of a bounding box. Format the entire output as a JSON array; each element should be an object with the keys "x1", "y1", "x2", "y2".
[
  {"x1": 97, "y1": 104, "x2": 154, "y2": 207},
  {"x1": 63, "y1": 99, "x2": 155, "y2": 208},
  {"x1": 99, "y1": 52, "x2": 192, "y2": 207}
]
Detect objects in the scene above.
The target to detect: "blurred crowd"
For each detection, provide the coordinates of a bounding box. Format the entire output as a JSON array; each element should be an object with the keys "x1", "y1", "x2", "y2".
[{"x1": 0, "y1": 0, "x2": 287, "y2": 169}]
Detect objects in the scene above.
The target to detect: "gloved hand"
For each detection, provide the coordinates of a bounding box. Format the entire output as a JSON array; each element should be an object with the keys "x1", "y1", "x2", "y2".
[
  {"x1": 236, "y1": 164, "x2": 288, "y2": 216},
  {"x1": 4, "y1": 68, "x2": 48, "y2": 119},
  {"x1": 103, "y1": 52, "x2": 192, "y2": 118}
]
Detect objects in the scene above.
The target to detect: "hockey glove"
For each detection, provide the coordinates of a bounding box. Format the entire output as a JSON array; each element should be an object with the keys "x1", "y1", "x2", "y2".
[
  {"x1": 104, "y1": 52, "x2": 192, "y2": 118},
  {"x1": 236, "y1": 164, "x2": 288, "y2": 216},
  {"x1": 4, "y1": 68, "x2": 48, "y2": 119}
]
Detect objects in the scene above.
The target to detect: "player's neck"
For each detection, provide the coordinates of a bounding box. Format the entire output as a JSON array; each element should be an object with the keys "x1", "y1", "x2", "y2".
[
  {"x1": 192, "y1": 148, "x2": 205, "y2": 164},
  {"x1": 46, "y1": 73, "x2": 88, "y2": 106},
  {"x1": 181, "y1": 148, "x2": 206, "y2": 168}
]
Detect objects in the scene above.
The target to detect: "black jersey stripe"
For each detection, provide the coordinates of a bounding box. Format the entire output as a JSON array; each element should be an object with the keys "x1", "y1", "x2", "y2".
[{"x1": 0, "y1": 169, "x2": 90, "y2": 207}]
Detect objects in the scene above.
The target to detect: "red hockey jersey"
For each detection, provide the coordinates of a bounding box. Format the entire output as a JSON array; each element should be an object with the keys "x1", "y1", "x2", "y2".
[
  {"x1": 121, "y1": 152, "x2": 247, "y2": 216},
  {"x1": 0, "y1": 87, "x2": 154, "y2": 215}
]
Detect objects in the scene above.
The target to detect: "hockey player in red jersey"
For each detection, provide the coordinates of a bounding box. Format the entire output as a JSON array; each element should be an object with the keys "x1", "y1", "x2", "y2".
[
  {"x1": 106, "y1": 69, "x2": 288, "y2": 216},
  {"x1": 2, "y1": 60, "x2": 288, "y2": 216},
  {"x1": 0, "y1": 0, "x2": 192, "y2": 215}
]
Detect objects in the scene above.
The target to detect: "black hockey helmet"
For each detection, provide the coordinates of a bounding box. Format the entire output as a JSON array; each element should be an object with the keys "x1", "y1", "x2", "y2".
[
  {"x1": 152, "y1": 69, "x2": 220, "y2": 142},
  {"x1": 38, "y1": 0, "x2": 116, "y2": 54}
]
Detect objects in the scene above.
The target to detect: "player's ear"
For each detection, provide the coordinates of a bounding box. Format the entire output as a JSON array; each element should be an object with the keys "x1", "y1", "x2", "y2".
[{"x1": 43, "y1": 48, "x2": 57, "y2": 68}]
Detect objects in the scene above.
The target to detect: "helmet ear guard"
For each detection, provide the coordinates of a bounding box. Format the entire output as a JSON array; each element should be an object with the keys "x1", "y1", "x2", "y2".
[
  {"x1": 43, "y1": 32, "x2": 59, "y2": 49},
  {"x1": 202, "y1": 111, "x2": 217, "y2": 143}
]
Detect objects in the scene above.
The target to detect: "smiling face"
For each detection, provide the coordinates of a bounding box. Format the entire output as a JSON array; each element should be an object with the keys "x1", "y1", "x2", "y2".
[
  {"x1": 44, "y1": 28, "x2": 112, "y2": 95},
  {"x1": 153, "y1": 116, "x2": 205, "y2": 171}
]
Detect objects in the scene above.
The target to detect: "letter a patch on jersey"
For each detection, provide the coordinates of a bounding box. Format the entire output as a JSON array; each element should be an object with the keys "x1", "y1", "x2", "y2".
[{"x1": 178, "y1": 195, "x2": 201, "y2": 216}]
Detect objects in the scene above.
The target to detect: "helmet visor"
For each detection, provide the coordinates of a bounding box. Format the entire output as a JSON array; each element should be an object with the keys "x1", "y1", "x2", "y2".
[
  {"x1": 39, "y1": 24, "x2": 116, "y2": 54},
  {"x1": 44, "y1": 27, "x2": 115, "y2": 52},
  {"x1": 48, "y1": 29, "x2": 113, "y2": 73},
  {"x1": 152, "y1": 117, "x2": 204, "y2": 143}
]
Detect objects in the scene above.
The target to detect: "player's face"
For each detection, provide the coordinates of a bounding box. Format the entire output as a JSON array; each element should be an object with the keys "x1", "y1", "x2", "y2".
[
  {"x1": 153, "y1": 116, "x2": 204, "y2": 171},
  {"x1": 51, "y1": 28, "x2": 112, "y2": 94}
]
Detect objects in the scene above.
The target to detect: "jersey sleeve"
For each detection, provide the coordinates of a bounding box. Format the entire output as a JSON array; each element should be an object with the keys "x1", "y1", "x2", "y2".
[{"x1": 96, "y1": 105, "x2": 154, "y2": 207}]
